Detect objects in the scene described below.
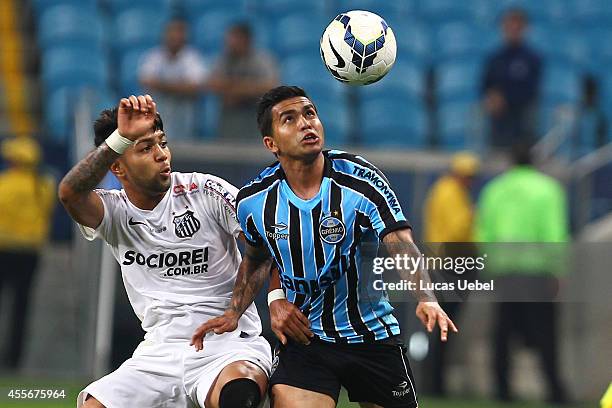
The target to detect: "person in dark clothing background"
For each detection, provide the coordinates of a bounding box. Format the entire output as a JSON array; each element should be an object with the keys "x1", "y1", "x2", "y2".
[
  {"x1": 481, "y1": 8, "x2": 542, "y2": 149},
  {"x1": 572, "y1": 74, "x2": 608, "y2": 158}
]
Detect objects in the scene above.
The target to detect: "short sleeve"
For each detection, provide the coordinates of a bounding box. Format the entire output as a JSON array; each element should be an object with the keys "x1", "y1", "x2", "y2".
[
  {"x1": 236, "y1": 189, "x2": 264, "y2": 247},
  {"x1": 365, "y1": 193, "x2": 411, "y2": 241},
  {"x1": 356, "y1": 164, "x2": 411, "y2": 240},
  {"x1": 77, "y1": 189, "x2": 121, "y2": 244},
  {"x1": 202, "y1": 176, "x2": 241, "y2": 238}
]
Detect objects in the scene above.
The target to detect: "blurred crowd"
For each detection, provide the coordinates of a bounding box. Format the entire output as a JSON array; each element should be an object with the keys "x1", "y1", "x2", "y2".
[
  {"x1": 138, "y1": 18, "x2": 278, "y2": 140},
  {"x1": 128, "y1": 7, "x2": 609, "y2": 154},
  {"x1": 21, "y1": 0, "x2": 611, "y2": 154}
]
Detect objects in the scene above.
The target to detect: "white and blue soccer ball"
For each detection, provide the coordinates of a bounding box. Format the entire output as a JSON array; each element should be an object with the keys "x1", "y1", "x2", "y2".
[{"x1": 320, "y1": 10, "x2": 397, "y2": 85}]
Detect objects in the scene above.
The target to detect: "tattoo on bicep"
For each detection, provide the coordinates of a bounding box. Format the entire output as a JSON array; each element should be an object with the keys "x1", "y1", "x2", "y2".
[{"x1": 63, "y1": 144, "x2": 119, "y2": 193}]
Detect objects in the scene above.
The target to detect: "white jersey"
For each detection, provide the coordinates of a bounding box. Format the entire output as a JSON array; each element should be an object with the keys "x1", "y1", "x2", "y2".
[{"x1": 79, "y1": 172, "x2": 262, "y2": 342}]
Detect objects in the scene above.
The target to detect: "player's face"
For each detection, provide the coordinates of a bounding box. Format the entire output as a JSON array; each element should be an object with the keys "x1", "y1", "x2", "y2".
[
  {"x1": 117, "y1": 130, "x2": 172, "y2": 194},
  {"x1": 265, "y1": 97, "x2": 325, "y2": 160}
]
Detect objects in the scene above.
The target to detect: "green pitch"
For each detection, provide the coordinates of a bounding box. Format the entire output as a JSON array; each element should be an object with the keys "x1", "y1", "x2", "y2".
[{"x1": 0, "y1": 377, "x2": 592, "y2": 407}]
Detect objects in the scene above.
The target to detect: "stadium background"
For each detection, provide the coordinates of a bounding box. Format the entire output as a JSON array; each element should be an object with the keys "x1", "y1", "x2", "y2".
[{"x1": 0, "y1": 0, "x2": 611, "y2": 407}]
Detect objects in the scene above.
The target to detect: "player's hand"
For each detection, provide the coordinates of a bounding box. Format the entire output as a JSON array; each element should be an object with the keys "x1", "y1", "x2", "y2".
[
  {"x1": 270, "y1": 298, "x2": 314, "y2": 345},
  {"x1": 190, "y1": 309, "x2": 239, "y2": 351},
  {"x1": 117, "y1": 94, "x2": 157, "y2": 141},
  {"x1": 415, "y1": 301, "x2": 458, "y2": 342}
]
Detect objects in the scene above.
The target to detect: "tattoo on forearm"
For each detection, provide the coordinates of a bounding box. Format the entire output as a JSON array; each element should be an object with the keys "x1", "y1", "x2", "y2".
[
  {"x1": 62, "y1": 144, "x2": 120, "y2": 194},
  {"x1": 385, "y1": 233, "x2": 436, "y2": 302},
  {"x1": 230, "y1": 257, "x2": 271, "y2": 315},
  {"x1": 403, "y1": 242, "x2": 436, "y2": 302}
]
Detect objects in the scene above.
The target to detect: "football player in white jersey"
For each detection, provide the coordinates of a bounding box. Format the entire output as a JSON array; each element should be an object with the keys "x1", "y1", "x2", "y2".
[{"x1": 58, "y1": 95, "x2": 272, "y2": 408}]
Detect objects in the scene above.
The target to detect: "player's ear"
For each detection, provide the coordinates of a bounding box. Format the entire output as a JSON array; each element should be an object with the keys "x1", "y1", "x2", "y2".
[
  {"x1": 263, "y1": 135, "x2": 278, "y2": 155},
  {"x1": 109, "y1": 159, "x2": 124, "y2": 177}
]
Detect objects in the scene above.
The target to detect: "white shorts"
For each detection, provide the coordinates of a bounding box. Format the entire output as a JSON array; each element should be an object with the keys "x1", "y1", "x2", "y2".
[{"x1": 77, "y1": 333, "x2": 272, "y2": 408}]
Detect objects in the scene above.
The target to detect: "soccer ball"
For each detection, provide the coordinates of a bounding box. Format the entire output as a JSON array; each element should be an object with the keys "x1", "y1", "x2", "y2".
[{"x1": 320, "y1": 10, "x2": 397, "y2": 85}]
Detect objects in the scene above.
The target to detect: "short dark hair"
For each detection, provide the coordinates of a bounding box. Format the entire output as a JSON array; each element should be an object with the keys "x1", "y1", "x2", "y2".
[
  {"x1": 93, "y1": 107, "x2": 164, "y2": 147},
  {"x1": 166, "y1": 17, "x2": 187, "y2": 29},
  {"x1": 502, "y1": 7, "x2": 528, "y2": 24},
  {"x1": 230, "y1": 22, "x2": 252, "y2": 39},
  {"x1": 256, "y1": 86, "x2": 310, "y2": 137}
]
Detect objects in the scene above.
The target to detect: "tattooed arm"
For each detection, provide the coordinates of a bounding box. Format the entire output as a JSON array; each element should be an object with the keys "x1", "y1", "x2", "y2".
[
  {"x1": 229, "y1": 243, "x2": 273, "y2": 315},
  {"x1": 382, "y1": 228, "x2": 437, "y2": 302},
  {"x1": 383, "y1": 228, "x2": 459, "y2": 341},
  {"x1": 57, "y1": 145, "x2": 119, "y2": 228},
  {"x1": 58, "y1": 95, "x2": 157, "y2": 228},
  {"x1": 191, "y1": 242, "x2": 273, "y2": 350}
]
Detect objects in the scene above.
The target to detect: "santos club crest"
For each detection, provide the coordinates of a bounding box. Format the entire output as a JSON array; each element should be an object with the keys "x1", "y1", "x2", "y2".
[{"x1": 173, "y1": 209, "x2": 201, "y2": 238}]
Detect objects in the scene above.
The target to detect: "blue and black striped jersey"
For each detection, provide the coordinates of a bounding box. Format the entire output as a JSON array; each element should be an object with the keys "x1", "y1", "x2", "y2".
[{"x1": 236, "y1": 150, "x2": 411, "y2": 343}]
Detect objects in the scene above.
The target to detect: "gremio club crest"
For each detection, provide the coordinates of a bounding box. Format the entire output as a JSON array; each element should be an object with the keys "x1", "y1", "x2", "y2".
[
  {"x1": 319, "y1": 213, "x2": 346, "y2": 244},
  {"x1": 173, "y1": 209, "x2": 201, "y2": 238}
]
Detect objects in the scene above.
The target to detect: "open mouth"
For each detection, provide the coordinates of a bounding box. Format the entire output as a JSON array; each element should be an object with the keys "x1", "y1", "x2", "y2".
[
  {"x1": 302, "y1": 133, "x2": 319, "y2": 142},
  {"x1": 160, "y1": 166, "x2": 171, "y2": 175}
]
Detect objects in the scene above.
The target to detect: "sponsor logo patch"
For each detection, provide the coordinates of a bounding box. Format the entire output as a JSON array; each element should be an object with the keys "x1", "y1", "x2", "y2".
[
  {"x1": 173, "y1": 182, "x2": 199, "y2": 196},
  {"x1": 128, "y1": 217, "x2": 167, "y2": 233},
  {"x1": 128, "y1": 217, "x2": 146, "y2": 227},
  {"x1": 123, "y1": 248, "x2": 208, "y2": 277},
  {"x1": 392, "y1": 380, "x2": 412, "y2": 398},
  {"x1": 272, "y1": 222, "x2": 287, "y2": 232},
  {"x1": 266, "y1": 221, "x2": 289, "y2": 240},
  {"x1": 204, "y1": 179, "x2": 236, "y2": 207},
  {"x1": 351, "y1": 165, "x2": 402, "y2": 215}
]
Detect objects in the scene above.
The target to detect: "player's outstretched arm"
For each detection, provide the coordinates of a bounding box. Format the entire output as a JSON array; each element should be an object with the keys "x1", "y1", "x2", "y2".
[
  {"x1": 382, "y1": 228, "x2": 459, "y2": 342},
  {"x1": 58, "y1": 95, "x2": 157, "y2": 228},
  {"x1": 190, "y1": 242, "x2": 273, "y2": 351}
]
